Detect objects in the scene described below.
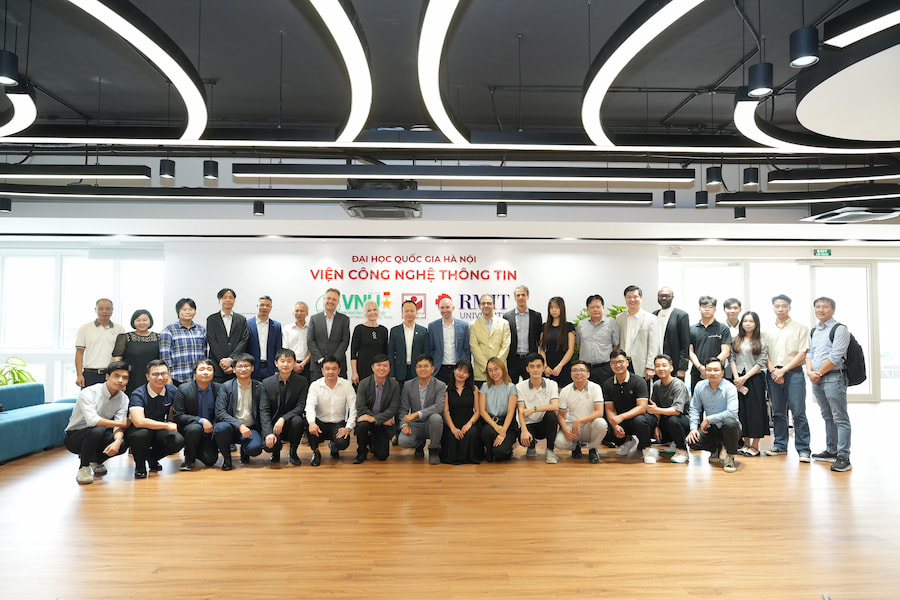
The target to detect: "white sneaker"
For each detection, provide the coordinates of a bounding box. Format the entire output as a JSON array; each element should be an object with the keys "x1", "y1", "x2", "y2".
[
  {"x1": 90, "y1": 462, "x2": 107, "y2": 476},
  {"x1": 545, "y1": 449, "x2": 558, "y2": 464},
  {"x1": 642, "y1": 447, "x2": 658, "y2": 464},
  {"x1": 661, "y1": 442, "x2": 677, "y2": 454},
  {"x1": 76, "y1": 466, "x2": 94, "y2": 484},
  {"x1": 671, "y1": 450, "x2": 689, "y2": 463},
  {"x1": 616, "y1": 435, "x2": 638, "y2": 456}
]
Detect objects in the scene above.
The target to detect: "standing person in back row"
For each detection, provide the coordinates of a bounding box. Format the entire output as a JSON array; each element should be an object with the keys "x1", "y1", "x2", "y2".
[
  {"x1": 576, "y1": 294, "x2": 620, "y2": 387},
  {"x1": 654, "y1": 287, "x2": 691, "y2": 380},
  {"x1": 428, "y1": 295, "x2": 471, "y2": 385},
  {"x1": 688, "y1": 296, "x2": 732, "y2": 391},
  {"x1": 206, "y1": 287, "x2": 249, "y2": 383},
  {"x1": 504, "y1": 285, "x2": 542, "y2": 384},
  {"x1": 247, "y1": 296, "x2": 282, "y2": 381},
  {"x1": 469, "y1": 294, "x2": 510, "y2": 387},
  {"x1": 615, "y1": 285, "x2": 658, "y2": 381},
  {"x1": 308, "y1": 288, "x2": 351, "y2": 380},
  {"x1": 75, "y1": 298, "x2": 125, "y2": 388},
  {"x1": 807, "y1": 297, "x2": 852, "y2": 472}
]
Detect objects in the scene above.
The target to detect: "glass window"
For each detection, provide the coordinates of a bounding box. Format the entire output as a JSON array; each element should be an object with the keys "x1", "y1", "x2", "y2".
[
  {"x1": 748, "y1": 262, "x2": 810, "y2": 325},
  {"x1": 61, "y1": 257, "x2": 115, "y2": 347},
  {"x1": 878, "y1": 263, "x2": 900, "y2": 400},
  {"x1": 119, "y1": 260, "x2": 165, "y2": 333},
  {"x1": 1, "y1": 256, "x2": 56, "y2": 348},
  {"x1": 659, "y1": 261, "x2": 743, "y2": 322}
]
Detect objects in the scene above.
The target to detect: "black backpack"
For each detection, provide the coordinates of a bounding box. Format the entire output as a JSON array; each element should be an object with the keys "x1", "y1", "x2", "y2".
[{"x1": 811, "y1": 323, "x2": 866, "y2": 386}]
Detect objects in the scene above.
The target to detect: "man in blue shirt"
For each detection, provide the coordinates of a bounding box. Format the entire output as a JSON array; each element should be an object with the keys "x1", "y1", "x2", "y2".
[
  {"x1": 687, "y1": 357, "x2": 740, "y2": 473},
  {"x1": 125, "y1": 359, "x2": 184, "y2": 479},
  {"x1": 806, "y1": 297, "x2": 852, "y2": 472}
]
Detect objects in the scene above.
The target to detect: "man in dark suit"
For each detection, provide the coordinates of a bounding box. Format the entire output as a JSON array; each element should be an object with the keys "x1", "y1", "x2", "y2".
[
  {"x1": 504, "y1": 285, "x2": 543, "y2": 383},
  {"x1": 307, "y1": 287, "x2": 351, "y2": 380},
  {"x1": 397, "y1": 354, "x2": 447, "y2": 464},
  {"x1": 388, "y1": 299, "x2": 429, "y2": 383},
  {"x1": 354, "y1": 354, "x2": 400, "y2": 463},
  {"x1": 427, "y1": 295, "x2": 471, "y2": 384},
  {"x1": 173, "y1": 358, "x2": 223, "y2": 470},
  {"x1": 206, "y1": 287, "x2": 250, "y2": 383},
  {"x1": 260, "y1": 348, "x2": 308, "y2": 466},
  {"x1": 247, "y1": 295, "x2": 283, "y2": 381},
  {"x1": 654, "y1": 287, "x2": 692, "y2": 379},
  {"x1": 213, "y1": 353, "x2": 264, "y2": 470}
]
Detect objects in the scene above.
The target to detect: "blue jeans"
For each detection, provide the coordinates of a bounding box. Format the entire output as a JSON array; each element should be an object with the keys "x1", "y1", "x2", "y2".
[
  {"x1": 766, "y1": 367, "x2": 811, "y2": 454},
  {"x1": 811, "y1": 370, "x2": 851, "y2": 459}
]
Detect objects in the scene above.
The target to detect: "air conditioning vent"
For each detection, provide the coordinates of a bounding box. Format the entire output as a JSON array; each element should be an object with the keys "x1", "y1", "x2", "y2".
[
  {"x1": 342, "y1": 201, "x2": 422, "y2": 219},
  {"x1": 347, "y1": 179, "x2": 417, "y2": 191}
]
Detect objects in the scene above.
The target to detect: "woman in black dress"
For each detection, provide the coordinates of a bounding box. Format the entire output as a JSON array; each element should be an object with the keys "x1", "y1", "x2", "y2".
[
  {"x1": 112, "y1": 309, "x2": 160, "y2": 396},
  {"x1": 351, "y1": 300, "x2": 389, "y2": 386},
  {"x1": 539, "y1": 296, "x2": 575, "y2": 388},
  {"x1": 440, "y1": 359, "x2": 482, "y2": 464}
]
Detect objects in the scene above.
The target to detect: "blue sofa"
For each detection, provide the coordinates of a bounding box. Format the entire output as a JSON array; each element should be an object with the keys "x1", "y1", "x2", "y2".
[{"x1": 0, "y1": 382, "x2": 76, "y2": 463}]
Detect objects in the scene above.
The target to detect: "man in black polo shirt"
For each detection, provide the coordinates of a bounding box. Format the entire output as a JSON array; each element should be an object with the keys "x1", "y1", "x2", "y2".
[
  {"x1": 602, "y1": 349, "x2": 655, "y2": 463},
  {"x1": 688, "y1": 295, "x2": 732, "y2": 391}
]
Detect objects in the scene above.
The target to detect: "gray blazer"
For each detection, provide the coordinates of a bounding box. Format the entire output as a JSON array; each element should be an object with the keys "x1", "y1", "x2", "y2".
[
  {"x1": 399, "y1": 376, "x2": 447, "y2": 421},
  {"x1": 307, "y1": 311, "x2": 351, "y2": 376}
]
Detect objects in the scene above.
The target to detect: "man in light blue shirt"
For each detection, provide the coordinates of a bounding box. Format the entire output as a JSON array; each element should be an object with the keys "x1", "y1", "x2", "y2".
[
  {"x1": 806, "y1": 296, "x2": 852, "y2": 472},
  {"x1": 687, "y1": 357, "x2": 740, "y2": 473}
]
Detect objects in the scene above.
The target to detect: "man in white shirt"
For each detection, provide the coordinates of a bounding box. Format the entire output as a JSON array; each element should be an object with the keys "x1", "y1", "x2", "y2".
[
  {"x1": 306, "y1": 355, "x2": 357, "y2": 466},
  {"x1": 469, "y1": 294, "x2": 511, "y2": 385},
  {"x1": 248, "y1": 295, "x2": 283, "y2": 381},
  {"x1": 503, "y1": 285, "x2": 542, "y2": 383},
  {"x1": 516, "y1": 353, "x2": 560, "y2": 464},
  {"x1": 207, "y1": 287, "x2": 249, "y2": 383},
  {"x1": 64, "y1": 360, "x2": 131, "y2": 484},
  {"x1": 615, "y1": 285, "x2": 658, "y2": 380},
  {"x1": 723, "y1": 298, "x2": 743, "y2": 340},
  {"x1": 283, "y1": 301, "x2": 312, "y2": 381},
  {"x1": 554, "y1": 360, "x2": 608, "y2": 464},
  {"x1": 388, "y1": 300, "x2": 428, "y2": 383},
  {"x1": 427, "y1": 295, "x2": 471, "y2": 384},
  {"x1": 74, "y1": 298, "x2": 125, "y2": 388}
]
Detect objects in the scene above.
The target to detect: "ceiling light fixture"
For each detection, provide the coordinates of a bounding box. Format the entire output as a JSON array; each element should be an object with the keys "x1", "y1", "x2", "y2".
[
  {"x1": 663, "y1": 190, "x2": 676, "y2": 208},
  {"x1": 0, "y1": 197, "x2": 10, "y2": 212},
  {"x1": 309, "y1": 0, "x2": 372, "y2": 143},
  {"x1": 716, "y1": 183, "x2": 900, "y2": 206},
  {"x1": 823, "y1": 0, "x2": 900, "y2": 48},
  {"x1": 253, "y1": 200, "x2": 265, "y2": 216},
  {"x1": 706, "y1": 166, "x2": 723, "y2": 186},
  {"x1": 695, "y1": 190, "x2": 709, "y2": 208},
  {"x1": 733, "y1": 206, "x2": 747, "y2": 220},
  {"x1": 0, "y1": 81, "x2": 37, "y2": 137},
  {"x1": 768, "y1": 165, "x2": 900, "y2": 184},
  {"x1": 496, "y1": 202, "x2": 507, "y2": 217},
  {"x1": 0, "y1": 50, "x2": 19, "y2": 86},
  {"x1": 790, "y1": 26, "x2": 819, "y2": 67},
  {"x1": 231, "y1": 163, "x2": 696, "y2": 183},
  {"x1": 159, "y1": 158, "x2": 175, "y2": 179},
  {"x1": 748, "y1": 62, "x2": 773, "y2": 98},
  {"x1": 65, "y1": 0, "x2": 207, "y2": 140},
  {"x1": 743, "y1": 167, "x2": 759, "y2": 187},
  {"x1": 203, "y1": 159, "x2": 218, "y2": 180},
  {"x1": 418, "y1": 0, "x2": 468, "y2": 145},
  {"x1": 0, "y1": 164, "x2": 151, "y2": 180}
]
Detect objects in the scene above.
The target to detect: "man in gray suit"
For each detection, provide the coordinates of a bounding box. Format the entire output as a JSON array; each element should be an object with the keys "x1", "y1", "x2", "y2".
[
  {"x1": 307, "y1": 287, "x2": 351, "y2": 380},
  {"x1": 206, "y1": 287, "x2": 249, "y2": 383},
  {"x1": 397, "y1": 354, "x2": 447, "y2": 464}
]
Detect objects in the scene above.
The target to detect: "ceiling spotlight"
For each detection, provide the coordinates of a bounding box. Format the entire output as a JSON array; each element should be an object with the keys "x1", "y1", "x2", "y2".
[
  {"x1": 695, "y1": 191, "x2": 709, "y2": 208},
  {"x1": 159, "y1": 158, "x2": 175, "y2": 179},
  {"x1": 743, "y1": 167, "x2": 759, "y2": 187},
  {"x1": 0, "y1": 197, "x2": 10, "y2": 212},
  {"x1": 663, "y1": 190, "x2": 676, "y2": 208},
  {"x1": 0, "y1": 50, "x2": 20, "y2": 86},
  {"x1": 497, "y1": 202, "x2": 508, "y2": 217},
  {"x1": 253, "y1": 200, "x2": 265, "y2": 216},
  {"x1": 734, "y1": 206, "x2": 747, "y2": 220},
  {"x1": 203, "y1": 159, "x2": 218, "y2": 180},
  {"x1": 748, "y1": 62, "x2": 774, "y2": 98},
  {"x1": 790, "y1": 26, "x2": 819, "y2": 68},
  {"x1": 706, "y1": 166, "x2": 723, "y2": 186}
]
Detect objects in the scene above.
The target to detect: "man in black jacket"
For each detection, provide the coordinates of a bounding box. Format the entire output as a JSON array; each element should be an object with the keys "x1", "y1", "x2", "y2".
[{"x1": 260, "y1": 349, "x2": 309, "y2": 466}]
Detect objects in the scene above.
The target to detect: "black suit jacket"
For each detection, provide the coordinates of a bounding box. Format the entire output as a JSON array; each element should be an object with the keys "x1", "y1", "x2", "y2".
[
  {"x1": 214, "y1": 378, "x2": 262, "y2": 432},
  {"x1": 173, "y1": 380, "x2": 223, "y2": 430},
  {"x1": 504, "y1": 308, "x2": 543, "y2": 355},
  {"x1": 355, "y1": 375, "x2": 400, "y2": 426},
  {"x1": 259, "y1": 372, "x2": 308, "y2": 438},
  {"x1": 653, "y1": 307, "x2": 691, "y2": 373},
  {"x1": 206, "y1": 311, "x2": 249, "y2": 380}
]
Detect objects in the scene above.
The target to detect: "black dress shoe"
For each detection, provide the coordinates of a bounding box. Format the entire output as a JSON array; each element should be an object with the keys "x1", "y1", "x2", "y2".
[
  {"x1": 134, "y1": 468, "x2": 148, "y2": 479},
  {"x1": 221, "y1": 459, "x2": 234, "y2": 471},
  {"x1": 352, "y1": 454, "x2": 366, "y2": 464},
  {"x1": 147, "y1": 459, "x2": 163, "y2": 472},
  {"x1": 392, "y1": 435, "x2": 399, "y2": 446},
  {"x1": 289, "y1": 453, "x2": 302, "y2": 466},
  {"x1": 414, "y1": 447, "x2": 425, "y2": 459},
  {"x1": 310, "y1": 452, "x2": 321, "y2": 467},
  {"x1": 572, "y1": 446, "x2": 583, "y2": 459},
  {"x1": 330, "y1": 447, "x2": 340, "y2": 460},
  {"x1": 179, "y1": 460, "x2": 193, "y2": 471},
  {"x1": 270, "y1": 451, "x2": 281, "y2": 464},
  {"x1": 240, "y1": 452, "x2": 251, "y2": 465},
  {"x1": 588, "y1": 448, "x2": 600, "y2": 464}
]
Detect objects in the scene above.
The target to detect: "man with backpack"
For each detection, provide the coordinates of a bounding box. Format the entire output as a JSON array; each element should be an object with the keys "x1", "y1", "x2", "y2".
[{"x1": 806, "y1": 297, "x2": 853, "y2": 472}]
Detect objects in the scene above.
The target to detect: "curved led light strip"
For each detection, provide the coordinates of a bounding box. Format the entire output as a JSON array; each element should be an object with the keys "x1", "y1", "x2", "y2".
[
  {"x1": 0, "y1": 87, "x2": 37, "y2": 138},
  {"x1": 581, "y1": 0, "x2": 705, "y2": 147},
  {"x1": 418, "y1": 0, "x2": 468, "y2": 145},
  {"x1": 309, "y1": 0, "x2": 372, "y2": 143},
  {"x1": 66, "y1": 0, "x2": 207, "y2": 140},
  {"x1": 733, "y1": 99, "x2": 900, "y2": 154}
]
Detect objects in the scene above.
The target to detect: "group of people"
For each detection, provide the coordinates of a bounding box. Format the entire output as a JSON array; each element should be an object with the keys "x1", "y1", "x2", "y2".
[{"x1": 63, "y1": 284, "x2": 854, "y2": 483}]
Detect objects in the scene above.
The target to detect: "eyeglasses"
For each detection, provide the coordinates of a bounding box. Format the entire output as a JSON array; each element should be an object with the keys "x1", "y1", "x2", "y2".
[
  {"x1": 610, "y1": 360, "x2": 628, "y2": 366},
  {"x1": 657, "y1": 294, "x2": 672, "y2": 299},
  {"x1": 570, "y1": 369, "x2": 589, "y2": 374}
]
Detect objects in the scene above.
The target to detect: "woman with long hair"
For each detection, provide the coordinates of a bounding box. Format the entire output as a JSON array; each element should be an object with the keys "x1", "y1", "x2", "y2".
[
  {"x1": 539, "y1": 296, "x2": 575, "y2": 388},
  {"x1": 477, "y1": 357, "x2": 519, "y2": 462},
  {"x1": 731, "y1": 311, "x2": 769, "y2": 456},
  {"x1": 440, "y1": 359, "x2": 482, "y2": 464}
]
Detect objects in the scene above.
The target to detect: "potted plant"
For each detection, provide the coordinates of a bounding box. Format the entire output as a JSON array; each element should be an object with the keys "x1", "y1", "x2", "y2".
[{"x1": 0, "y1": 357, "x2": 37, "y2": 386}]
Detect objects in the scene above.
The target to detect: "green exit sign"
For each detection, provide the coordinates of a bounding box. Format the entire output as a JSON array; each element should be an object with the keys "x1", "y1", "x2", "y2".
[{"x1": 814, "y1": 249, "x2": 832, "y2": 257}]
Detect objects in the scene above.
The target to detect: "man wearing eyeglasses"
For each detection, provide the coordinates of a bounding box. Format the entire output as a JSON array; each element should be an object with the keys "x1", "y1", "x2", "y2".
[
  {"x1": 397, "y1": 354, "x2": 447, "y2": 465},
  {"x1": 687, "y1": 357, "x2": 741, "y2": 473},
  {"x1": 125, "y1": 359, "x2": 184, "y2": 479},
  {"x1": 213, "y1": 353, "x2": 264, "y2": 470},
  {"x1": 554, "y1": 360, "x2": 608, "y2": 464},
  {"x1": 602, "y1": 349, "x2": 655, "y2": 463}
]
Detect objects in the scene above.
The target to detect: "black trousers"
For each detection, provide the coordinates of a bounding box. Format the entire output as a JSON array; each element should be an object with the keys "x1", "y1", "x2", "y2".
[
  {"x1": 689, "y1": 422, "x2": 742, "y2": 455},
  {"x1": 587, "y1": 362, "x2": 612, "y2": 387},
  {"x1": 479, "y1": 418, "x2": 519, "y2": 462},
  {"x1": 125, "y1": 425, "x2": 185, "y2": 467},
  {"x1": 658, "y1": 414, "x2": 691, "y2": 450},
  {"x1": 180, "y1": 422, "x2": 219, "y2": 466},
  {"x1": 64, "y1": 426, "x2": 128, "y2": 467},
  {"x1": 608, "y1": 413, "x2": 656, "y2": 450},
  {"x1": 266, "y1": 414, "x2": 307, "y2": 452},
  {"x1": 521, "y1": 411, "x2": 559, "y2": 451},
  {"x1": 507, "y1": 353, "x2": 529, "y2": 384},
  {"x1": 355, "y1": 420, "x2": 392, "y2": 460},
  {"x1": 308, "y1": 419, "x2": 351, "y2": 453},
  {"x1": 436, "y1": 365, "x2": 456, "y2": 385}
]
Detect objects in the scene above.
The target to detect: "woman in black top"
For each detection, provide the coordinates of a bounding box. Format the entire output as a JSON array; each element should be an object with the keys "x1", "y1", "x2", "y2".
[
  {"x1": 539, "y1": 296, "x2": 575, "y2": 388},
  {"x1": 112, "y1": 309, "x2": 160, "y2": 396},
  {"x1": 350, "y1": 300, "x2": 389, "y2": 385}
]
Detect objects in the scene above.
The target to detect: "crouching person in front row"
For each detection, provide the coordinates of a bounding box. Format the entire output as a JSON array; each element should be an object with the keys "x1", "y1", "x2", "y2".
[{"x1": 687, "y1": 357, "x2": 741, "y2": 473}]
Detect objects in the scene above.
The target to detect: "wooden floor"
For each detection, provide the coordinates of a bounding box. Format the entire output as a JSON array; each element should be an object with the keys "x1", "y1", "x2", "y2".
[{"x1": 1, "y1": 403, "x2": 898, "y2": 600}]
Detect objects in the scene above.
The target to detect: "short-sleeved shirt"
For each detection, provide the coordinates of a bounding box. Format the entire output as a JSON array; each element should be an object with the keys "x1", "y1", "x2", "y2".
[
  {"x1": 764, "y1": 318, "x2": 809, "y2": 367},
  {"x1": 690, "y1": 320, "x2": 733, "y2": 364},
  {"x1": 651, "y1": 377, "x2": 690, "y2": 415},
  {"x1": 602, "y1": 372, "x2": 649, "y2": 415},
  {"x1": 128, "y1": 383, "x2": 178, "y2": 422},
  {"x1": 480, "y1": 381, "x2": 517, "y2": 418},
  {"x1": 558, "y1": 381, "x2": 604, "y2": 424},
  {"x1": 576, "y1": 318, "x2": 620, "y2": 364},
  {"x1": 515, "y1": 378, "x2": 559, "y2": 425},
  {"x1": 75, "y1": 320, "x2": 125, "y2": 368}
]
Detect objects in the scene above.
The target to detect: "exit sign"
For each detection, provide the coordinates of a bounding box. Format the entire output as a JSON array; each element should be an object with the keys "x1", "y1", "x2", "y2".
[{"x1": 814, "y1": 249, "x2": 832, "y2": 257}]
